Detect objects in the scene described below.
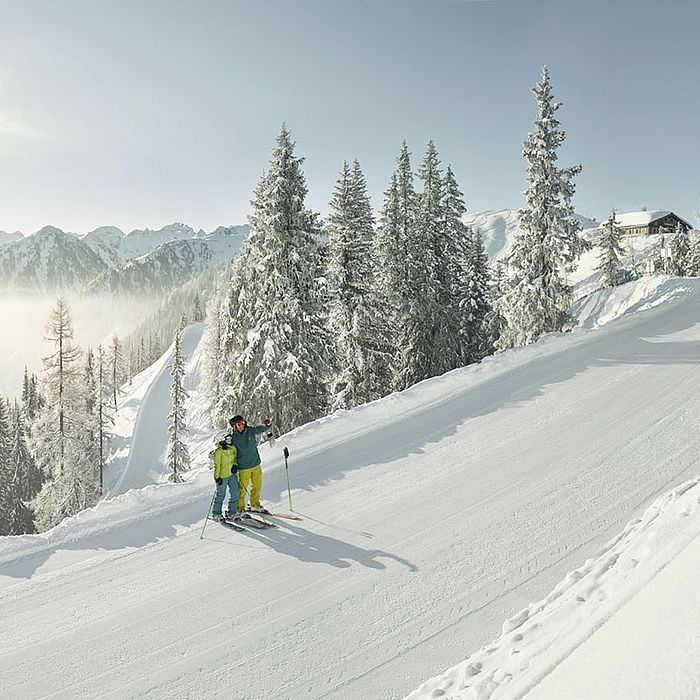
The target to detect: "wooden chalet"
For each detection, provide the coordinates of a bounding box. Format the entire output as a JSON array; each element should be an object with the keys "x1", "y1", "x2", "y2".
[{"x1": 609, "y1": 210, "x2": 692, "y2": 237}]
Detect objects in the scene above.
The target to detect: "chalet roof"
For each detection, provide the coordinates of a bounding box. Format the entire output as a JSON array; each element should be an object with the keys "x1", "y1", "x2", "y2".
[{"x1": 608, "y1": 210, "x2": 693, "y2": 230}]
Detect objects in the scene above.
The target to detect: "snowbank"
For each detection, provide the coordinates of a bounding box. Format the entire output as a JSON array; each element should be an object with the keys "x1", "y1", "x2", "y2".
[
  {"x1": 573, "y1": 275, "x2": 695, "y2": 330},
  {"x1": 405, "y1": 476, "x2": 700, "y2": 700}
]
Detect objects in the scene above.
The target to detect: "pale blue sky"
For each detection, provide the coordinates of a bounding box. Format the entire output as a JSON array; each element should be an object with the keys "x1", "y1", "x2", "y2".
[{"x1": 0, "y1": 0, "x2": 698, "y2": 234}]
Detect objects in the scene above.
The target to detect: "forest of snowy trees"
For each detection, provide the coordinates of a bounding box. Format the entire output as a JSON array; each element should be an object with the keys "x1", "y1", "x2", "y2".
[
  {"x1": 202, "y1": 128, "x2": 494, "y2": 434},
  {"x1": 4, "y1": 66, "x2": 699, "y2": 536},
  {"x1": 202, "y1": 66, "x2": 584, "y2": 434},
  {"x1": 0, "y1": 300, "x2": 118, "y2": 533}
]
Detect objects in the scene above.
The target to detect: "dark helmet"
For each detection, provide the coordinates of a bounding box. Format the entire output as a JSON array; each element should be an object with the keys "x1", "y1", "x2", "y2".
[{"x1": 229, "y1": 414, "x2": 246, "y2": 428}]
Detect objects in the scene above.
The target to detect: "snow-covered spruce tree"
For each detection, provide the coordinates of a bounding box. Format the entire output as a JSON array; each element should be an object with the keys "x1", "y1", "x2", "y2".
[
  {"x1": 497, "y1": 66, "x2": 588, "y2": 349},
  {"x1": 108, "y1": 335, "x2": 125, "y2": 412},
  {"x1": 166, "y1": 328, "x2": 190, "y2": 482},
  {"x1": 484, "y1": 260, "x2": 508, "y2": 354},
  {"x1": 0, "y1": 397, "x2": 15, "y2": 535},
  {"x1": 622, "y1": 240, "x2": 644, "y2": 281},
  {"x1": 32, "y1": 299, "x2": 100, "y2": 531},
  {"x1": 202, "y1": 296, "x2": 228, "y2": 422},
  {"x1": 649, "y1": 234, "x2": 670, "y2": 275},
  {"x1": 441, "y1": 165, "x2": 490, "y2": 366},
  {"x1": 411, "y1": 141, "x2": 454, "y2": 379},
  {"x1": 687, "y1": 233, "x2": 700, "y2": 276},
  {"x1": 668, "y1": 222, "x2": 691, "y2": 276},
  {"x1": 191, "y1": 292, "x2": 205, "y2": 322},
  {"x1": 395, "y1": 140, "x2": 454, "y2": 385},
  {"x1": 2, "y1": 402, "x2": 37, "y2": 534},
  {"x1": 375, "y1": 142, "x2": 421, "y2": 390},
  {"x1": 461, "y1": 228, "x2": 492, "y2": 364},
  {"x1": 596, "y1": 210, "x2": 625, "y2": 287},
  {"x1": 326, "y1": 160, "x2": 392, "y2": 410},
  {"x1": 11, "y1": 397, "x2": 42, "y2": 501},
  {"x1": 216, "y1": 126, "x2": 329, "y2": 433},
  {"x1": 21, "y1": 367, "x2": 43, "y2": 422},
  {"x1": 90, "y1": 346, "x2": 114, "y2": 494}
]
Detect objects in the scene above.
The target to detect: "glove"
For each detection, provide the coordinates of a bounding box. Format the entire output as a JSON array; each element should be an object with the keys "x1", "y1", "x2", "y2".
[{"x1": 215, "y1": 477, "x2": 222, "y2": 485}]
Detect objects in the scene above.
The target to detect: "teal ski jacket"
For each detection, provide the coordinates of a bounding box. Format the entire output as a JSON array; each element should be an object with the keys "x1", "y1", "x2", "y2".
[{"x1": 228, "y1": 424, "x2": 269, "y2": 470}]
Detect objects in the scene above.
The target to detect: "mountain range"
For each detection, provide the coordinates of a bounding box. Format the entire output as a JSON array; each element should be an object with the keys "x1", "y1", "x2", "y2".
[
  {"x1": 0, "y1": 210, "x2": 605, "y2": 296},
  {"x1": 0, "y1": 223, "x2": 250, "y2": 295}
]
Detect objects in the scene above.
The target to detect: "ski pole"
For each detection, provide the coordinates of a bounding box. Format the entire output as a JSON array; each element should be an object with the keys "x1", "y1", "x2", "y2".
[
  {"x1": 200, "y1": 490, "x2": 217, "y2": 539},
  {"x1": 283, "y1": 446, "x2": 293, "y2": 511}
]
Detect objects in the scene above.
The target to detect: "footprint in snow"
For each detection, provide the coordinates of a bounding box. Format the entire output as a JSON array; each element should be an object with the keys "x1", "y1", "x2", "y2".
[{"x1": 464, "y1": 662, "x2": 482, "y2": 677}]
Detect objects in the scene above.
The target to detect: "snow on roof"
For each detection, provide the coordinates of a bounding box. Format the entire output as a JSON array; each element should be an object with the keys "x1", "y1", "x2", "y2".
[
  {"x1": 604, "y1": 210, "x2": 692, "y2": 230},
  {"x1": 614, "y1": 210, "x2": 669, "y2": 227}
]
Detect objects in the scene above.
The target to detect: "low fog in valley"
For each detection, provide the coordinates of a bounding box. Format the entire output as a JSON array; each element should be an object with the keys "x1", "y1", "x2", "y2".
[{"x1": 0, "y1": 292, "x2": 158, "y2": 397}]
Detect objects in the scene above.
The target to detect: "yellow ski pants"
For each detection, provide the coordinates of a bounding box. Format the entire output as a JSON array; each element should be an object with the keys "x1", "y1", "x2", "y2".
[{"x1": 237, "y1": 464, "x2": 263, "y2": 511}]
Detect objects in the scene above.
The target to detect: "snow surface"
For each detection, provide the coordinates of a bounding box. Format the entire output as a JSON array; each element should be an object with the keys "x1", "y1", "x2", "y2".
[
  {"x1": 105, "y1": 323, "x2": 205, "y2": 496},
  {"x1": 2, "y1": 277, "x2": 700, "y2": 699},
  {"x1": 406, "y1": 476, "x2": 700, "y2": 699}
]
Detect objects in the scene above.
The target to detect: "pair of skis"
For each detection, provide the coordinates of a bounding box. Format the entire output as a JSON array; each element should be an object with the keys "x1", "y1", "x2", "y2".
[{"x1": 215, "y1": 510, "x2": 301, "y2": 533}]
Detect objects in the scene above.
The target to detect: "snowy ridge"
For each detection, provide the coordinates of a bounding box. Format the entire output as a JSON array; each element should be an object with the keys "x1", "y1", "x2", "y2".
[
  {"x1": 0, "y1": 229, "x2": 23, "y2": 247},
  {"x1": 463, "y1": 209, "x2": 597, "y2": 264},
  {"x1": 0, "y1": 226, "x2": 109, "y2": 291},
  {"x1": 0, "y1": 222, "x2": 250, "y2": 294},
  {"x1": 404, "y1": 476, "x2": 700, "y2": 700},
  {"x1": 84, "y1": 233, "x2": 245, "y2": 295}
]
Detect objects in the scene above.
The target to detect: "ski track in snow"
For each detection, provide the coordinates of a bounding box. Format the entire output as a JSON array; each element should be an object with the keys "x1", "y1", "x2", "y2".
[{"x1": 2, "y1": 280, "x2": 700, "y2": 699}]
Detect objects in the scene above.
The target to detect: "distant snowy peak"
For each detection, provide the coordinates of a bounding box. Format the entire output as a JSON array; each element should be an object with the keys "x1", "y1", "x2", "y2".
[
  {"x1": 84, "y1": 233, "x2": 247, "y2": 296},
  {"x1": 82, "y1": 226, "x2": 126, "y2": 267},
  {"x1": 206, "y1": 225, "x2": 252, "y2": 239},
  {"x1": 0, "y1": 226, "x2": 109, "y2": 293},
  {"x1": 0, "y1": 230, "x2": 23, "y2": 247},
  {"x1": 463, "y1": 209, "x2": 598, "y2": 263},
  {"x1": 120, "y1": 223, "x2": 198, "y2": 259}
]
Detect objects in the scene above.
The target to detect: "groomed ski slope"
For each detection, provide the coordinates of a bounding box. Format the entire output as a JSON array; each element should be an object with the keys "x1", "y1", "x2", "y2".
[{"x1": 1, "y1": 277, "x2": 700, "y2": 699}]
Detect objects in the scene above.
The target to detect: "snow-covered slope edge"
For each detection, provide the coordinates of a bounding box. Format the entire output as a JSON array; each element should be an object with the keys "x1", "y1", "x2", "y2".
[
  {"x1": 404, "y1": 476, "x2": 700, "y2": 700},
  {"x1": 572, "y1": 275, "x2": 694, "y2": 329}
]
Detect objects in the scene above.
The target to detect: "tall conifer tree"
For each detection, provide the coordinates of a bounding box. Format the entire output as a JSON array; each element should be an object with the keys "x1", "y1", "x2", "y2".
[
  {"x1": 4, "y1": 402, "x2": 37, "y2": 534},
  {"x1": 376, "y1": 142, "x2": 422, "y2": 390},
  {"x1": 327, "y1": 161, "x2": 392, "y2": 409},
  {"x1": 216, "y1": 125, "x2": 329, "y2": 433},
  {"x1": 596, "y1": 210, "x2": 625, "y2": 287},
  {"x1": 669, "y1": 222, "x2": 691, "y2": 276},
  {"x1": 166, "y1": 328, "x2": 190, "y2": 482},
  {"x1": 32, "y1": 299, "x2": 99, "y2": 530},
  {"x1": 497, "y1": 66, "x2": 587, "y2": 349},
  {"x1": 461, "y1": 229, "x2": 491, "y2": 364}
]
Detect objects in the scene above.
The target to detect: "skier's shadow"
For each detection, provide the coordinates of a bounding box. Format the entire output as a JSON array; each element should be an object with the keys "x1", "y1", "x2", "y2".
[{"x1": 251, "y1": 520, "x2": 418, "y2": 572}]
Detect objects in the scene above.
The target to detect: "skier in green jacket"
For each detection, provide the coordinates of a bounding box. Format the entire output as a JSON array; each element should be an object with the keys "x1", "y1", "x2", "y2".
[
  {"x1": 212, "y1": 434, "x2": 239, "y2": 521},
  {"x1": 228, "y1": 414, "x2": 272, "y2": 514}
]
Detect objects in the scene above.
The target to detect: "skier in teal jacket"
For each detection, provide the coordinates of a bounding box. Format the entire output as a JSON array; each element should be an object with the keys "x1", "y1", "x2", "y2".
[{"x1": 228, "y1": 414, "x2": 271, "y2": 513}]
